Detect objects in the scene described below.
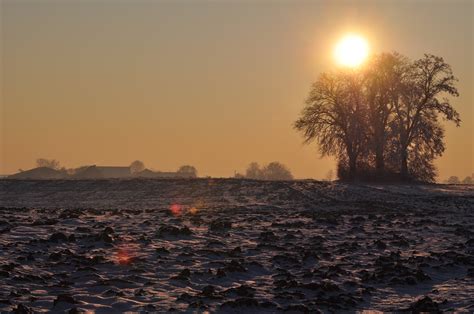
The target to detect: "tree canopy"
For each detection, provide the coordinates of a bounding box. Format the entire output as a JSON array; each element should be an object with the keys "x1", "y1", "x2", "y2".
[
  {"x1": 36, "y1": 158, "x2": 61, "y2": 170},
  {"x1": 129, "y1": 160, "x2": 145, "y2": 174},
  {"x1": 177, "y1": 165, "x2": 198, "y2": 178},
  {"x1": 241, "y1": 162, "x2": 293, "y2": 181}
]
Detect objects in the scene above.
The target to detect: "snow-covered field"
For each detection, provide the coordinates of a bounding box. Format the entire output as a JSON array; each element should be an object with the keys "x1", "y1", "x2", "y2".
[{"x1": 0, "y1": 179, "x2": 473, "y2": 313}]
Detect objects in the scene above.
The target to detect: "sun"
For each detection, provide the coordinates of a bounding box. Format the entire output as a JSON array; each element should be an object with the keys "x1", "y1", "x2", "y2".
[{"x1": 334, "y1": 34, "x2": 369, "y2": 68}]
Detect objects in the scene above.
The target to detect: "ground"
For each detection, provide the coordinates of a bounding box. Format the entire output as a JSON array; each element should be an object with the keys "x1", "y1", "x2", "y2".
[{"x1": 0, "y1": 179, "x2": 473, "y2": 313}]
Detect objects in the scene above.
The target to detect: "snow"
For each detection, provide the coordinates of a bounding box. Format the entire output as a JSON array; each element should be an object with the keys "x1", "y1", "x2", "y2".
[{"x1": 0, "y1": 179, "x2": 473, "y2": 312}]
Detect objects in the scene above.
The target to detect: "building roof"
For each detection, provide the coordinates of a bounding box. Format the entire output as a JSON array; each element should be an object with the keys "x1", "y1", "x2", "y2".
[
  {"x1": 133, "y1": 168, "x2": 156, "y2": 178},
  {"x1": 8, "y1": 167, "x2": 68, "y2": 180},
  {"x1": 133, "y1": 169, "x2": 193, "y2": 178},
  {"x1": 7, "y1": 165, "x2": 196, "y2": 180},
  {"x1": 96, "y1": 166, "x2": 131, "y2": 178},
  {"x1": 72, "y1": 165, "x2": 130, "y2": 179}
]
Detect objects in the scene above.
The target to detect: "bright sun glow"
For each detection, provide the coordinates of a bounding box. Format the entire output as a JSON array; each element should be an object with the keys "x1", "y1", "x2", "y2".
[{"x1": 334, "y1": 35, "x2": 369, "y2": 67}]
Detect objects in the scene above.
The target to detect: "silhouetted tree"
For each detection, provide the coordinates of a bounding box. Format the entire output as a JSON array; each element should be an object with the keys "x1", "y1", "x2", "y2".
[
  {"x1": 130, "y1": 160, "x2": 145, "y2": 174},
  {"x1": 245, "y1": 162, "x2": 263, "y2": 179},
  {"x1": 36, "y1": 158, "x2": 60, "y2": 170},
  {"x1": 392, "y1": 54, "x2": 460, "y2": 180},
  {"x1": 295, "y1": 52, "x2": 460, "y2": 183},
  {"x1": 262, "y1": 162, "x2": 294, "y2": 181},
  {"x1": 243, "y1": 162, "x2": 293, "y2": 180},
  {"x1": 234, "y1": 172, "x2": 245, "y2": 179},
  {"x1": 462, "y1": 176, "x2": 473, "y2": 184},
  {"x1": 365, "y1": 53, "x2": 408, "y2": 175},
  {"x1": 447, "y1": 176, "x2": 460, "y2": 184},
  {"x1": 294, "y1": 71, "x2": 368, "y2": 180},
  {"x1": 177, "y1": 165, "x2": 197, "y2": 178}
]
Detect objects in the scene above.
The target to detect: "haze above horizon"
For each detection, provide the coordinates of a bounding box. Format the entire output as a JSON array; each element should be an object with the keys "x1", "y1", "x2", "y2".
[{"x1": 1, "y1": 1, "x2": 473, "y2": 180}]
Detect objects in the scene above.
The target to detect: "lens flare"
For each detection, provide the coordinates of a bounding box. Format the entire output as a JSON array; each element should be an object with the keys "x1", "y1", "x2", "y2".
[
  {"x1": 170, "y1": 204, "x2": 182, "y2": 216},
  {"x1": 114, "y1": 240, "x2": 140, "y2": 266},
  {"x1": 116, "y1": 249, "x2": 131, "y2": 265}
]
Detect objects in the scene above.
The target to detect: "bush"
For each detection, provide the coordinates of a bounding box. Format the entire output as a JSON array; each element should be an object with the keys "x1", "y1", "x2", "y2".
[{"x1": 242, "y1": 162, "x2": 293, "y2": 181}]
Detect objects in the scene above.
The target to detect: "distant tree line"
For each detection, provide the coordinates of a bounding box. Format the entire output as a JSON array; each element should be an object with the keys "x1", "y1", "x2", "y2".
[
  {"x1": 445, "y1": 174, "x2": 474, "y2": 185},
  {"x1": 295, "y1": 52, "x2": 460, "y2": 182},
  {"x1": 36, "y1": 158, "x2": 62, "y2": 170},
  {"x1": 235, "y1": 162, "x2": 294, "y2": 181}
]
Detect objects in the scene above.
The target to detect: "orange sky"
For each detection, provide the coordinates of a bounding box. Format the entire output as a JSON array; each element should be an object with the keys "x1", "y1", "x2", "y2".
[{"x1": 1, "y1": 1, "x2": 473, "y2": 180}]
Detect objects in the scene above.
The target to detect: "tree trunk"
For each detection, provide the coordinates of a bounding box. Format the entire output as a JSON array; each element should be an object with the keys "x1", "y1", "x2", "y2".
[
  {"x1": 375, "y1": 146, "x2": 385, "y2": 175},
  {"x1": 373, "y1": 125, "x2": 385, "y2": 177},
  {"x1": 400, "y1": 149, "x2": 408, "y2": 180},
  {"x1": 348, "y1": 154, "x2": 357, "y2": 181}
]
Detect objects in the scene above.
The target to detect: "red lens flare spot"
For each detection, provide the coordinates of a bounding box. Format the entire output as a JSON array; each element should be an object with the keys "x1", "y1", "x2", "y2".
[
  {"x1": 170, "y1": 204, "x2": 182, "y2": 216},
  {"x1": 116, "y1": 249, "x2": 131, "y2": 265}
]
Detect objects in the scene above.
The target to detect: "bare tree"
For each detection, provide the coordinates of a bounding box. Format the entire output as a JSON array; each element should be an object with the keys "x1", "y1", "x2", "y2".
[
  {"x1": 462, "y1": 176, "x2": 473, "y2": 185},
  {"x1": 234, "y1": 172, "x2": 245, "y2": 179},
  {"x1": 392, "y1": 54, "x2": 460, "y2": 180},
  {"x1": 130, "y1": 160, "x2": 145, "y2": 174},
  {"x1": 245, "y1": 162, "x2": 263, "y2": 179},
  {"x1": 296, "y1": 52, "x2": 460, "y2": 182},
  {"x1": 365, "y1": 53, "x2": 408, "y2": 175},
  {"x1": 36, "y1": 158, "x2": 60, "y2": 170},
  {"x1": 262, "y1": 162, "x2": 293, "y2": 181},
  {"x1": 294, "y1": 71, "x2": 367, "y2": 180},
  {"x1": 446, "y1": 176, "x2": 460, "y2": 184},
  {"x1": 177, "y1": 165, "x2": 197, "y2": 178}
]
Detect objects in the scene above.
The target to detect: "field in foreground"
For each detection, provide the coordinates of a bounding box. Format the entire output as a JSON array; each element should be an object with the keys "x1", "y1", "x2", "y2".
[{"x1": 0, "y1": 179, "x2": 473, "y2": 313}]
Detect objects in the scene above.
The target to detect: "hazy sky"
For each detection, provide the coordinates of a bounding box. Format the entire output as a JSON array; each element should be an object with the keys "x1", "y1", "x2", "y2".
[{"x1": 1, "y1": 0, "x2": 473, "y2": 179}]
